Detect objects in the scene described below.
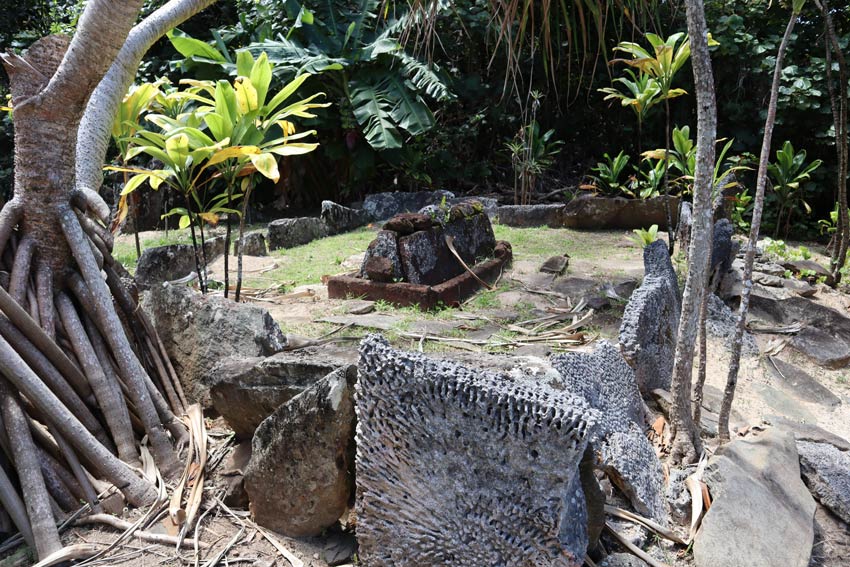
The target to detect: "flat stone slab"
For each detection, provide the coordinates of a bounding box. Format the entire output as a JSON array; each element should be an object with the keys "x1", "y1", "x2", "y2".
[
  {"x1": 540, "y1": 254, "x2": 570, "y2": 275},
  {"x1": 798, "y1": 441, "x2": 850, "y2": 524},
  {"x1": 767, "y1": 357, "x2": 841, "y2": 408},
  {"x1": 694, "y1": 429, "x2": 816, "y2": 567},
  {"x1": 790, "y1": 327, "x2": 850, "y2": 369}
]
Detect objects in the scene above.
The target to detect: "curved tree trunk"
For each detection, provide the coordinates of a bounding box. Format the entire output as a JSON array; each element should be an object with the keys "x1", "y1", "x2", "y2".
[
  {"x1": 0, "y1": 0, "x2": 219, "y2": 559},
  {"x1": 668, "y1": 0, "x2": 717, "y2": 464},
  {"x1": 717, "y1": 9, "x2": 799, "y2": 441}
]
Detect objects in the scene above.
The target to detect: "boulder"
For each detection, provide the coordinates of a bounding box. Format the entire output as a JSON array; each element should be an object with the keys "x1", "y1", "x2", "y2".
[
  {"x1": 790, "y1": 327, "x2": 850, "y2": 369},
  {"x1": 752, "y1": 272, "x2": 783, "y2": 287},
  {"x1": 209, "y1": 352, "x2": 356, "y2": 439},
  {"x1": 561, "y1": 195, "x2": 680, "y2": 230},
  {"x1": 244, "y1": 366, "x2": 356, "y2": 537},
  {"x1": 551, "y1": 341, "x2": 666, "y2": 522},
  {"x1": 782, "y1": 259, "x2": 834, "y2": 286},
  {"x1": 356, "y1": 335, "x2": 595, "y2": 566},
  {"x1": 362, "y1": 189, "x2": 455, "y2": 221},
  {"x1": 321, "y1": 200, "x2": 370, "y2": 234},
  {"x1": 267, "y1": 217, "x2": 328, "y2": 250},
  {"x1": 495, "y1": 204, "x2": 565, "y2": 228},
  {"x1": 359, "y1": 230, "x2": 403, "y2": 282},
  {"x1": 619, "y1": 240, "x2": 681, "y2": 393},
  {"x1": 233, "y1": 231, "x2": 267, "y2": 256},
  {"x1": 436, "y1": 201, "x2": 496, "y2": 265},
  {"x1": 706, "y1": 294, "x2": 758, "y2": 355},
  {"x1": 694, "y1": 429, "x2": 816, "y2": 567},
  {"x1": 709, "y1": 219, "x2": 734, "y2": 287},
  {"x1": 142, "y1": 283, "x2": 287, "y2": 406},
  {"x1": 135, "y1": 244, "x2": 197, "y2": 290},
  {"x1": 540, "y1": 254, "x2": 570, "y2": 275},
  {"x1": 798, "y1": 441, "x2": 850, "y2": 524}
]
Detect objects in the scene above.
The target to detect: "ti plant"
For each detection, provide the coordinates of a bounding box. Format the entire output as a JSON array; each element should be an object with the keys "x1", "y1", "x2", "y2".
[
  {"x1": 599, "y1": 69, "x2": 662, "y2": 153},
  {"x1": 586, "y1": 151, "x2": 631, "y2": 196},
  {"x1": 632, "y1": 224, "x2": 660, "y2": 248},
  {"x1": 110, "y1": 81, "x2": 162, "y2": 258},
  {"x1": 505, "y1": 115, "x2": 564, "y2": 205},
  {"x1": 768, "y1": 140, "x2": 822, "y2": 238}
]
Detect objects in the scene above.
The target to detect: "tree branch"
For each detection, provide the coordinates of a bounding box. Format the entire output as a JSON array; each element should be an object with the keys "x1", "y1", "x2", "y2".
[{"x1": 76, "y1": 0, "x2": 219, "y2": 196}]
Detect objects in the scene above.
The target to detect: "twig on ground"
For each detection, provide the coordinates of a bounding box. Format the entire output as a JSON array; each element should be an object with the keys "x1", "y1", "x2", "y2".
[
  {"x1": 604, "y1": 523, "x2": 672, "y2": 567},
  {"x1": 76, "y1": 514, "x2": 206, "y2": 549},
  {"x1": 603, "y1": 505, "x2": 687, "y2": 545}
]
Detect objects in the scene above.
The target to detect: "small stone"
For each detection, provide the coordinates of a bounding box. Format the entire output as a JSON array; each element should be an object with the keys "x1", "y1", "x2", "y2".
[
  {"x1": 540, "y1": 254, "x2": 570, "y2": 275},
  {"x1": 600, "y1": 553, "x2": 649, "y2": 567},
  {"x1": 345, "y1": 299, "x2": 375, "y2": 314},
  {"x1": 753, "y1": 272, "x2": 783, "y2": 287}
]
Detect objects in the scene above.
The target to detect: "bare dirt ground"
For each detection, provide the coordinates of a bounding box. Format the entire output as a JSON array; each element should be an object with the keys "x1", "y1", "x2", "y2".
[{"x1": 42, "y1": 225, "x2": 850, "y2": 567}]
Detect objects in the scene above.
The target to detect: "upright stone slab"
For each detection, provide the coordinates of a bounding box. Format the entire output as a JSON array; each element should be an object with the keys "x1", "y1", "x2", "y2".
[
  {"x1": 551, "y1": 341, "x2": 666, "y2": 521},
  {"x1": 357, "y1": 335, "x2": 596, "y2": 567},
  {"x1": 619, "y1": 240, "x2": 681, "y2": 393},
  {"x1": 267, "y1": 217, "x2": 329, "y2": 250},
  {"x1": 321, "y1": 200, "x2": 369, "y2": 234}
]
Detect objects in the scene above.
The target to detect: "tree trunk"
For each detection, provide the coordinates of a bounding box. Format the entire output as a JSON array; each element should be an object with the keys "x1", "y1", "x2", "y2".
[
  {"x1": 668, "y1": 0, "x2": 717, "y2": 464},
  {"x1": 816, "y1": 0, "x2": 849, "y2": 283},
  {"x1": 663, "y1": 97, "x2": 676, "y2": 254},
  {"x1": 0, "y1": 1, "x2": 219, "y2": 557},
  {"x1": 718, "y1": 9, "x2": 799, "y2": 441}
]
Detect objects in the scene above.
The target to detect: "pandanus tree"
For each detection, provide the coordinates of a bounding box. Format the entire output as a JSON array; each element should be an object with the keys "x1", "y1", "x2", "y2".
[{"x1": 0, "y1": 0, "x2": 218, "y2": 561}]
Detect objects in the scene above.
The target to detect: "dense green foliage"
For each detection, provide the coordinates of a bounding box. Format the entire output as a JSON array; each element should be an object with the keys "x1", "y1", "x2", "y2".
[{"x1": 0, "y1": 0, "x2": 847, "y2": 239}]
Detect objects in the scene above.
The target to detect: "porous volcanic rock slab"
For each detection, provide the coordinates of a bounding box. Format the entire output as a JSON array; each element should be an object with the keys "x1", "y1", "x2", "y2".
[
  {"x1": 619, "y1": 240, "x2": 681, "y2": 393},
  {"x1": 244, "y1": 366, "x2": 356, "y2": 537},
  {"x1": 362, "y1": 189, "x2": 455, "y2": 221},
  {"x1": 798, "y1": 441, "x2": 850, "y2": 524},
  {"x1": 790, "y1": 327, "x2": 850, "y2": 369},
  {"x1": 551, "y1": 341, "x2": 666, "y2": 521},
  {"x1": 209, "y1": 351, "x2": 356, "y2": 439},
  {"x1": 429, "y1": 200, "x2": 496, "y2": 266},
  {"x1": 143, "y1": 283, "x2": 286, "y2": 406},
  {"x1": 397, "y1": 226, "x2": 459, "y2": 285},
  {"x1": 694, "y1": 429, "x2": 816, "y2": 567},
  {"x1": 356, "y1": 335, "x2": 595, "y2": 566},
  {"x1": 267, "y1": 217, "x2": 329, "y2": 250},
  {"x1": 321, "y1": 200, "x2": 370, "y2": 234}
]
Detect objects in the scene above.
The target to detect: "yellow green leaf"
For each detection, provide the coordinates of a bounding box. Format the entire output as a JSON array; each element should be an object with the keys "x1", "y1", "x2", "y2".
[{"x1": 250, "y1": 152, "x2": 280, "y2": 182}]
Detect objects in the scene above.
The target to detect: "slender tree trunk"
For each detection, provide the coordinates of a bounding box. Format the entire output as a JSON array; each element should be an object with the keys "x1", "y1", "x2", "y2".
[
  {"x1": 668, "y1": 0, "x2": 717, "y2": 464},
  {"x1": 718, "y1": 10, "x2": 799, "y2": 442},
  {"x1": 663, "y1": 97, "x2": 675, "y2": 254},
  {"x1": 235, "y1": 182, "x2": 254, "y2": 302},
  {"x1": 816, "y1": 0, "x2": 849, "y2": 283}
]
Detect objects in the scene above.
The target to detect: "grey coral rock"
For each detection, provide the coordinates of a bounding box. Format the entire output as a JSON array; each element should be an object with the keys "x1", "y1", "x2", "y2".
[
  {"x1": 551, "y1": 341, "x2": 667, "y2": 522},
  {"x1": 356, "y1": 334, "x2": 596, "y2": 567},
  {"x1": 797, "y1": 441, "x2": 850, "y2": 524},
  {"x1": 619, "y1": 239, "x2": 681, "y2": 393}
]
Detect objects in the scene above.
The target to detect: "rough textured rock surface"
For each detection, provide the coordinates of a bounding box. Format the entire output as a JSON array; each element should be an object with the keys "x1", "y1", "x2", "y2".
[
  {"x1": 383, "y1": 212, "x2": 434, "y2": 235},
  {"x1": 209, "y1": 352, "x2": 355, "y2": 439},
  {"x1": 600, "y1": 554, "x2": 648, "y2": 567},
  {"x1": 397, "y1": 226, "x2": 459, "y2": 285},
  {"x1": 267, "y1": 217, "x2": 329, "y2": 250},
  {"x1": 798, "y1": 441, "x2": 850, "y2": 524},
  {"x1": 359, "y1": 230, "x2": 403, "y2": 281},
  {"x1": 429, "y1": 200, "x2": 496, "y2": 266},
  {"x1": 356, "y1": 335, "x2": 595, "y2": 567},
  {"x1": 551, "y1": 341, "x2": 666, "y2": 521},
  {"x1": 233, "y1": 231, "x2": 267, "y2": 256},
  {"x1": 143, "y1": 284, "x2": 287, "y2": 406},
  {"x1": 706, "y1": 294, "x2": 758, "y2": 355},
  {"x1": 710, "y1": 219, "x2": 734, "y2": 285},
  {"x1": 135, "y1": 235, "x2": 228, "y2": 290},
  {"x1": 244, "y1": 366, "x2": 356, "y2": 537},
  {"x1": 619, "y1": 240, "x2": 681, "y2": 393},
  {"x1": 694, "y1": 429, "x2": 816, "y2": 567},
  {"x1": 362, "y1": 189, "x2": 455, "y2": 221},
  {"x1": 321, "y1": 200, "x2": 369, "y2": 234}
]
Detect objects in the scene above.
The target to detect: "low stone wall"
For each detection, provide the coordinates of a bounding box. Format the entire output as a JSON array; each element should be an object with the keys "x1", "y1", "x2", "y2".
[{"x1": 494, "y1": 195, "x2": 680, "y2": 230}]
